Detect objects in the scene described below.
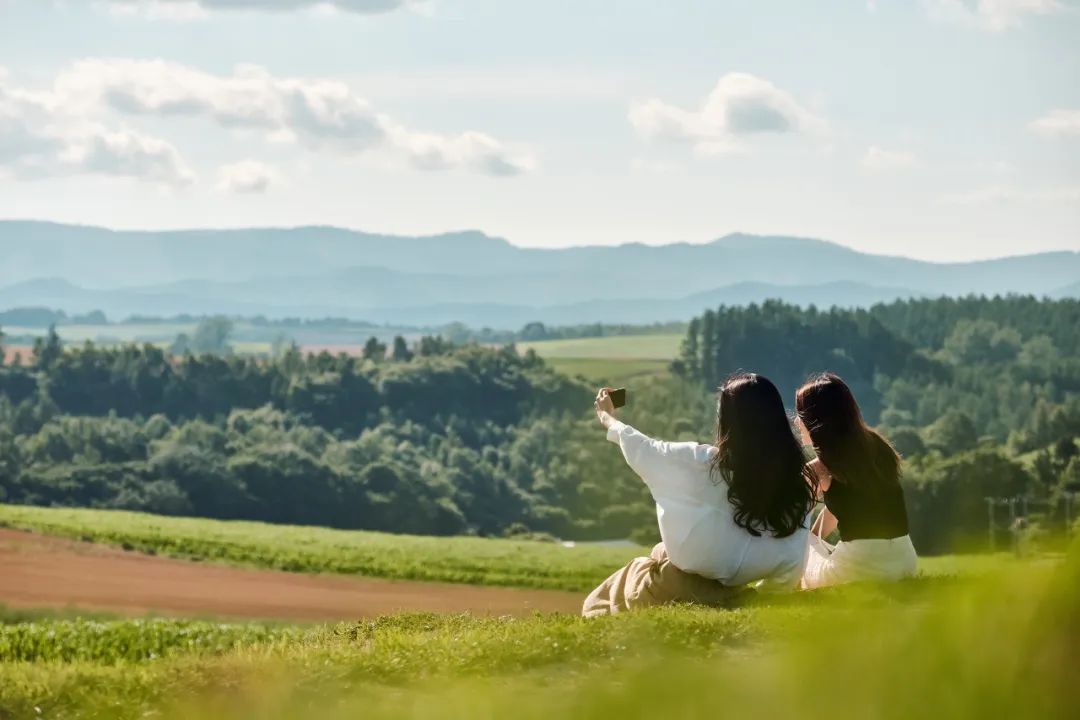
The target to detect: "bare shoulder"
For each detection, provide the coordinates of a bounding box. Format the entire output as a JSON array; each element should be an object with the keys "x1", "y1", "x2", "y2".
[{"x1": 807, "y1": 458, "x2": 832, "y2": 492}]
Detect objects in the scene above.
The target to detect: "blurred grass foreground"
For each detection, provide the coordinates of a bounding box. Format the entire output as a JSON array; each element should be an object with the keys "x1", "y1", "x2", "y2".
[{"x1": 0, "y1": 540, "x2": 1076, "y2": 719}]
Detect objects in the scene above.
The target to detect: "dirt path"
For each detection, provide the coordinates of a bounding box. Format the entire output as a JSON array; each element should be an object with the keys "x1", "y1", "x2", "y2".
[{"x1": 0, "y1": 529, "x2": 583, "y2": 621}]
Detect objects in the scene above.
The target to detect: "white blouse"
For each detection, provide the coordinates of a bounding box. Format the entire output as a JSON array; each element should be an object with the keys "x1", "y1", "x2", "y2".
[{"x1": 606, "y1": 420, "x2": 808, "y2": 588}]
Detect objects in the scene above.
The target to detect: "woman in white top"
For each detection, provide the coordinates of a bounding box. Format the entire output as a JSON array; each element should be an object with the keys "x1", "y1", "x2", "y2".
[{"x1": 583, "y1": 373, "x2": 817, "y2": 617}]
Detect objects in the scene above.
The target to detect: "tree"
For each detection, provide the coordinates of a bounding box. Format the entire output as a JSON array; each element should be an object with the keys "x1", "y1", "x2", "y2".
[
  {"x1": 923, "y1": 411, "x2": 979, "y2": 455},
  {"x1": 270, "y1": 333, "x2": 294, "y2": 359},
  {"x1": 32, "y1": 325, "x2": 63, "y2": 369},
  {"x1": 1060, "y1": 457, "x2": 1080, "y2": 494},
  {"x1": 189, "y1": 316, "x2": 234, "y2": 355},
  {"x1": 391, "y1": 336, "x2": 413, "y2": 362},
  {"x1": 943, "y1": 319, "x2": 1020, "y2": 364},
  {"x1": 1053, "y1": 437, "x2": 1078, "y2": 468},
  {"x1": 889, "y1": 427, "x2": 926, "y2": 458},
  {"x1": 417, "y1": 335, "x2": 452, "y2": 357},
  {"x1": 362, "y1": 336, "x2": 387, "y2": 361},
  {"x1": 519, "y1": 322, "x2": 548, "y2": 342},
  {"x1": 169, "y1": 333, "x2": 191, "y2": 356}
]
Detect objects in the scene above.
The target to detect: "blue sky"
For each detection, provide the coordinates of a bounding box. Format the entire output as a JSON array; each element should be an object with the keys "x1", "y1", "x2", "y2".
[{"x1": 0, "y1": 0, "x2": 1077, "y2": 261}]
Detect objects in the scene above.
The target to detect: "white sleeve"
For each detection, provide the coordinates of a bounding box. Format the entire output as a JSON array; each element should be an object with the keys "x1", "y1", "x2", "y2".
[{"x1": 605, "y1": 421, "x2": 715, "y2": 502}]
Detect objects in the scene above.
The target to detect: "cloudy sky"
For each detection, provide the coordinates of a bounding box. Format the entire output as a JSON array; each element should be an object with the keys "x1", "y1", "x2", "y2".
[{"x1": 0, "y1": 0, "x2": 1078, "y2": 261}]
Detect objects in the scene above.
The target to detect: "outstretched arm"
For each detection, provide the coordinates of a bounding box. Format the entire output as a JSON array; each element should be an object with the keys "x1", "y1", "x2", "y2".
[{"x1": 595, "y1": 389, "x2": 714, "y2": 501}]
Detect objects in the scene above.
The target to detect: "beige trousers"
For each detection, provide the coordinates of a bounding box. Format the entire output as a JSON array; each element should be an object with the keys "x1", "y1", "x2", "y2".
[{"x1": 582, "y1": 543, "x2": 746, "y2": 618}]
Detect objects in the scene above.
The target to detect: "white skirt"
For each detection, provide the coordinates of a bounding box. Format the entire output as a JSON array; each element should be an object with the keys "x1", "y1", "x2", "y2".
[{"x1": 801, "y1": 535, "x2": 918, "y2": 590}]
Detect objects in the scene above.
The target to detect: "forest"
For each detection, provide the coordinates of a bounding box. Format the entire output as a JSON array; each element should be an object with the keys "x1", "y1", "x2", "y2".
[{"x1": 0, "y1": 295, "x2": 1078, "y2": 553}]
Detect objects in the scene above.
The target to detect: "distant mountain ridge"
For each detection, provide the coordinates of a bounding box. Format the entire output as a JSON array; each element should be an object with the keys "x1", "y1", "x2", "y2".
[{"x1": 0, "y1": 221, "x2": 1076, "y2": 328}]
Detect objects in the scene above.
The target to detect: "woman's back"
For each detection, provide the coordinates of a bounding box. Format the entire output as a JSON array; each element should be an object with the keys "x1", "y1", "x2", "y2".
[
  {"x1": 606, "y1": 422, "x2": 809, "y2": 586},
  {"x1": 824, "y1": 474, "x2": 909, "y2": 541}
]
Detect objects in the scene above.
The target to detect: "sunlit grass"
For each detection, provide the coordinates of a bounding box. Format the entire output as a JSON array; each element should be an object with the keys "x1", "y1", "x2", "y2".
[
  {"x1": 543, "y1": 357, "x2": 672, "y2": 386},
  {"x1": 0, "y1": 548, "x2": 1074, "y2": 720},
  {"x1": 517, "y1": 334, "x2": 683, "y2": 360},
  {"x1": 0, "y1": 504, "x2": 644, "y2": 592}
]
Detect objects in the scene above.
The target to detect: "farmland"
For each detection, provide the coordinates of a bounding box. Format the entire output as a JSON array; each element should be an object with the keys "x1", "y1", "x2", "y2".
[
  {"x1": 516, "y1": 333, "x2": 682, "y2": 385},
  {"x1": 516, "y1": 334, "x2": 682, "y2": 360}
]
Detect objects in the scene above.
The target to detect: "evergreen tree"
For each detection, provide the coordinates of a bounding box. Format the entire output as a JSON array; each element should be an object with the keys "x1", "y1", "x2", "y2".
[
  {"x1": 391, "y1": 336, "x2": 413, "y2": 362},
  {"x1": 362, "y1": 337, "x2": 387, "y2": 361}
]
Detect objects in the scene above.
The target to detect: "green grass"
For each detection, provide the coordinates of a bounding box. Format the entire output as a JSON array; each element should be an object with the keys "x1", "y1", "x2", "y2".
[
  {"x1": 0, "y1": 505, "x2": 644, "y2": 593},
  {"x1": 518, "y1": 334, "x2": 683, "y2": 360},
  {"x1": 0, "y1": 618, "x2": 302, "y2": 664},
  {"x1": 0, "y1": 550, "x2": 1075, "y2": 720},
  {"x1": 545, "y1": 357, "x2": 672, "y2": 386},
  {"x1": 0, "y1": 505, "x2": 1015, "y2": 595}
]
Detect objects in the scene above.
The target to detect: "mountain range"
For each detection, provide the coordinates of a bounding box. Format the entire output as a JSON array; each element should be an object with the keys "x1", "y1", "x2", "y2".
[{"x1": 1, "y1": 221, "x2": 1077, "y2": 328}]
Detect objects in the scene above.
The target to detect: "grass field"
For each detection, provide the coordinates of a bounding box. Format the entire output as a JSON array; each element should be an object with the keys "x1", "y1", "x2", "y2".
[
  {"x1": 544, "y1": 357, "x2": 672, "y2": 387},
  {"x1": 518, "y1": 334, "x2": 683, "y2": 360},
  {"x1": 0, "y1": 543, "x2": 1074, "y2": 719},
  {"x1": 0, "y1": 505, "x2": 642, "y2": 593},
  {"x1": 0, "y1": 505, "x2": 1003, "y2": 594},
  {"x1": 518, "y1": 334, "x2": 682, "y2": 385}
]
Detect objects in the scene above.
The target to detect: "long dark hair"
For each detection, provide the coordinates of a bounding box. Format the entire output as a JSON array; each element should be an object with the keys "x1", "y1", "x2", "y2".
[
  {"x1": 795, "y1": 373, "x2": 901, "y2": 487},
  {"x1": 710, "y1": 373, "x2": 815, "y2": 538}
]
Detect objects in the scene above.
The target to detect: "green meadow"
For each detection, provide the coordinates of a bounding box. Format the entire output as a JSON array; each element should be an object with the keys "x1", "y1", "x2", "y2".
[
  {"x1": 517, "y1": 334, "x2": 683, "y2": 360},
  {"x1": 0, "y1": 536, "x2": 1074, "y2": 719},
  {"x1": 517, "y1": 334, "x2": 682, "y2": 385},
  {"x1": 0, "y1": 504, "x2": 993, "y2": 592},
  {"x1": 0, "y1": 505, "x2": 640, "y2": 593}
]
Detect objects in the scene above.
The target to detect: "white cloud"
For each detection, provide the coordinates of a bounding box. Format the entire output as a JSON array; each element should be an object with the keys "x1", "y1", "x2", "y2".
[
  {"x1": 0, "y1": 68, "x2": 193, "y2": 187},
  {"x1": 386, "y1": 126, "x2": 535, "y2": 176},
  {"x1": 861, "y1": 145, "x2": 919, "y2": 171},
  {"x1": 53, "y1": 59, "x2": 533, "y2": 176},
  {"x1": 629, "y1": 73, "x2": 826, "y2": 155},
  {"x1": 1028, "y1": 109, "x2": 1080, "y2": 139},
  {"x1": 922, "y1": 0, "x2": 1064, "y2": 32},
  {"x1": 64, "y1": 127, "x2": 195, "y2": 186},
  {"x1": 939, "y1": 185, "x2": 1080, "y2": 206},
  {"x1": 216, "y1": 160, "x2": 278, "y2": 193},
  {"x1": 107, "y1": 0, "x2": 412, "y2": 18}
]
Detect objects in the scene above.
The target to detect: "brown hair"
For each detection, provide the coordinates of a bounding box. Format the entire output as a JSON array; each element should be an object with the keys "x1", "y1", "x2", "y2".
[{"x1": 795, "y1": 373, "x2": 901, "y2": 487}]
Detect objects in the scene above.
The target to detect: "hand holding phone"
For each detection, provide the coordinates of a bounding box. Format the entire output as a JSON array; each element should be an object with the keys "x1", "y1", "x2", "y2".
[{"x1": 608, "y1": 387, "x2": 627, "y2": 409}]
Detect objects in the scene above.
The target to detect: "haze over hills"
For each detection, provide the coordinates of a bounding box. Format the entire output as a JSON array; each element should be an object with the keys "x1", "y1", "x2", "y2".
[{"x1": 0, "y1": 221, "x2": 1077, "y2": 328}]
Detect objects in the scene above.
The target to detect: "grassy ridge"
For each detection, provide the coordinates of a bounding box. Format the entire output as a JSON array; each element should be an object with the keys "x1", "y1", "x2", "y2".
[
  {"x1": 0, "y1": 551, "x2": 1075, "y2": 719},
  {"x1": 0, "y1": 505, "x2": 644, "y2": 592}
]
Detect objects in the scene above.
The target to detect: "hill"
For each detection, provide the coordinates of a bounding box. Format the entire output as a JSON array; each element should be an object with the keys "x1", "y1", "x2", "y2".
[{"x1": 1, "y1": 221, "x2": 1077, "y2": 327}]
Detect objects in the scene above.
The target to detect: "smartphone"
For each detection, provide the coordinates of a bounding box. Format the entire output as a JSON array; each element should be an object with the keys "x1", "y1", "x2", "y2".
[{"x1": 609, "y1": 388, "x2": 627, "y2": 409}]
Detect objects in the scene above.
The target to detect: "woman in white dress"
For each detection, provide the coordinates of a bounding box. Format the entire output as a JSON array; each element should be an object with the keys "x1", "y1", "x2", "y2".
[
  {"x1": 583, "y1": 373, "x2": 817, "y2": 617},
  {"x1": 796, "y1": 373, "x2": 918, "y2": 589}
]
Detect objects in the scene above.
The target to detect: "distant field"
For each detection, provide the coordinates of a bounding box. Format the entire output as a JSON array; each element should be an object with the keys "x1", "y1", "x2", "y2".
[
  {"x1": 544, "y1": 357, "x2": 671, "y2": 387},
  {"x1": 518, "y1": 334, "x2": 682, "y2": 385},
  {"x1": 3, "y1": 323, "x2": 424, "y2": 353},
  {"x1": 2, "y1": 323, "x2": 197, "y2": 344},
  {"x1": 1, "y1": 345, "x2": 31, "y2": 364},
  {"x1": 518, "y1": 334, "x2": 683, "y2": 360},
  {"x1": 0, "y1": 505, "x2": 643, "y2": 593}
]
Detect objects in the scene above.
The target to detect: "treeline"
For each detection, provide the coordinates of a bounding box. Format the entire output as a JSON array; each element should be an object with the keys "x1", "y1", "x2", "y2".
[
  {"x1": 674, "y1": 296, "x2": 1080, "y2": 552},
  {"x1": 0, "y1": 305, "x2": 685, "y2": 347},
  {"x1": 0, "y1": 308, "x2": 107, "y2": 327},
  {"x1": 0, "y1": 338, "x2": 640, "y2": 537},
  {"x1": 1, "y1": 296, "x2": 1078, "y2": 552}
]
